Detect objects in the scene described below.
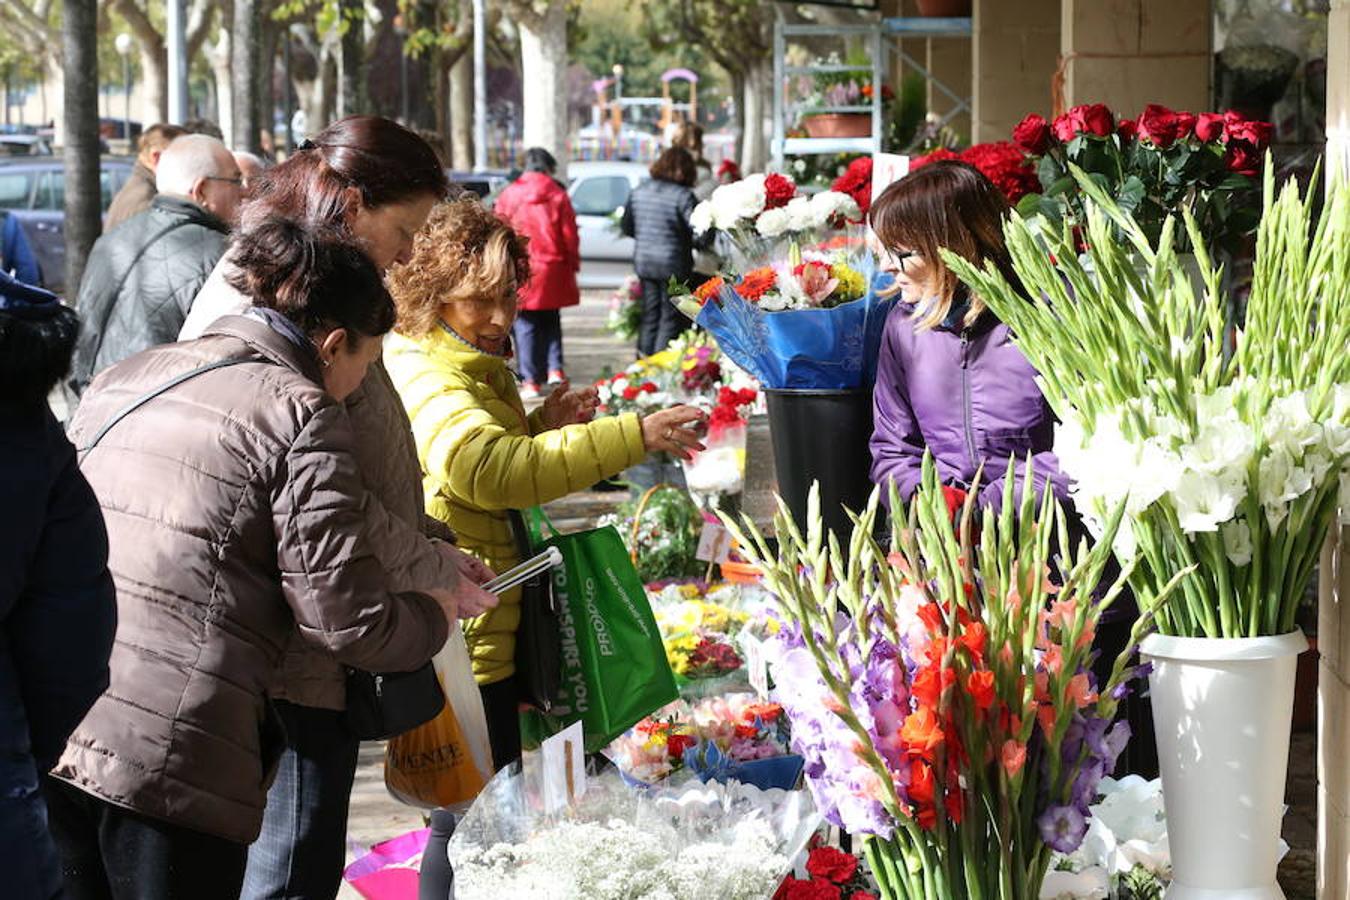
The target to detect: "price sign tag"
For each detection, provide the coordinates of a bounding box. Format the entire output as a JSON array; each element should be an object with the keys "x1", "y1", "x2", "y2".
[
  {"x1": 745, "y1": 635, "x2": 769, "y2": 700},
  {"x1": 541, "y1": 720, "x2": 586, "y2": 814},
  {"x1": 695, "y1": 520, "x2": 733, "y2": 563}
]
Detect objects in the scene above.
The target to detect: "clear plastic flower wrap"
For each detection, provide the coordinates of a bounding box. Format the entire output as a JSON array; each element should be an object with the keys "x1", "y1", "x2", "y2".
[{"x1": 447, "y1": 762, "x2": 820, "y2": 900}]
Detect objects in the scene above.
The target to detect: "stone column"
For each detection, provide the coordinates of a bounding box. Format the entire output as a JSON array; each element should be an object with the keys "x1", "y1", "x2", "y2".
[
  {"x1": 1059, "y1": 0, "x2": 1211, "y2": 117},
  {"x1": 1320, "y1": 14, "x2": 1350, "y2": 900},
  {"x1": 971, "y1": 0, "x2": 1059, "y2": 144}
]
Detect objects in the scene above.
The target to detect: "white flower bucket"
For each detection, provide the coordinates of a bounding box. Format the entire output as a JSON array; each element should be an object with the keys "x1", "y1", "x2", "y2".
[{"x1": 1140, "y1": 630, "x2": 1306, "y2": 900}]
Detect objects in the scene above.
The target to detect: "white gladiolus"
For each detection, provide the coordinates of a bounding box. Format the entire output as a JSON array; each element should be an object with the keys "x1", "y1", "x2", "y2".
[
  {"x1": 1223, "y1": 520, "x2": 1253, "y2": 567},
  {"x1": 1265, "y1": 392, "x2": 1322, "y2": 455},
  {"x1": 1185, "y1": 414, "x2": 1255, "y2": 475},
  {"x1": 1171, "y1": 470, "x2": 1242, "y2": 533}
]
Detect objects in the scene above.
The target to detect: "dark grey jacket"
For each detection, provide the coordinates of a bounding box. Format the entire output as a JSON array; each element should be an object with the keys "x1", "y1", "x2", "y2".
[
  {"x1": 67, "y1": 195, "x2": 228, "y2": 399},
  {"x1": 621, "y1": 178, "x2": 704, "y2": 282}
]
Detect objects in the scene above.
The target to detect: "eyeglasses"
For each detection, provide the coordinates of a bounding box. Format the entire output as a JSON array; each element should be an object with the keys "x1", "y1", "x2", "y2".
[
  {"x1": 882, "y1": 248, "x2": 919, "y2": 273},
  {"x1": 204, "y1": 175, "x2": 244, "y2": 187}
]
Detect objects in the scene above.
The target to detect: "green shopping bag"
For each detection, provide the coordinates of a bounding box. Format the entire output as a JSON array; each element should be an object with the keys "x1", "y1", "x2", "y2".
[{"x1": 519, "y1": 509, "x2": 677, "y2": 753}]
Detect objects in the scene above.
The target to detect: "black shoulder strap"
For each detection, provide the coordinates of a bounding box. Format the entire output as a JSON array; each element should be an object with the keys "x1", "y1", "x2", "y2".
[
  {"x1": 82, "y1": 216, "x2": 200, "y2": 372},
  {"x1": 79, "y1": 357, "x2": 249, "y2": 457}
]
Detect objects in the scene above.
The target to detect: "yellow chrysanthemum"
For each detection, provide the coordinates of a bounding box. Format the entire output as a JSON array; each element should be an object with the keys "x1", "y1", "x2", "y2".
[{"x1": 831, "y1": 263, "x2": 866, "y2": 302}]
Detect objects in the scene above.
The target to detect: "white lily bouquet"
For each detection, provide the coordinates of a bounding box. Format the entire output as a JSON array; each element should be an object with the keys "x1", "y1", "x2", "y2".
[{"x1": 945, "y1": 167, "x2": 1350, "y2": 637}]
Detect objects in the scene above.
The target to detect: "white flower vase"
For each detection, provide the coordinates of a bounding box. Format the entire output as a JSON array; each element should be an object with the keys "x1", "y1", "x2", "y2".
[{"x1": 1140, "y1": 630, "x2": 1306, "y2": 900}]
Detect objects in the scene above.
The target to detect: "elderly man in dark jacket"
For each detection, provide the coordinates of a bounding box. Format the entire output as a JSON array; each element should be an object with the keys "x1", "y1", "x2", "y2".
[
  {"x1": 67, "y1": 133, "x2": 241, "y2": 400},
  {"x1": 0, "y1": 272, "x2": 117, "y2": 900}
]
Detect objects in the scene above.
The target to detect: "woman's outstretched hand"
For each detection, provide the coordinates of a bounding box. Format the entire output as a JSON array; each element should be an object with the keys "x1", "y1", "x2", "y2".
[
  {"x1": 640, "y1": 405, "x2": 707, "y2": 460},
  {"x1": 539, "y1": 384, "x2": 600, "y2": 429}
]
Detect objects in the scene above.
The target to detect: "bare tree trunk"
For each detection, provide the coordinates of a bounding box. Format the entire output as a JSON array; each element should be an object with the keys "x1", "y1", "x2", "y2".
[
  {"x1": 517, "y1": 0, "x2": 567, "y2": 177},
  {"x1": 450, "y1": 50, "x2": 473, "y2": 170},
  {"x1": 338, "y1": 0, "x2": 364, "y2": 116},
  {"x1": 231, "y1": 0, "x2": 261, "y2": 152},
  {"x1": 139, "y1": 46, "x2": 168, "y2": 123},
  {"x1": 729, "y1": 68, "x2": 747, "y2": 170},
  {"x1": 257, "y1": 18, "x2": 279, "y2": 149},
  {"x1": 63, "y1": 0, "x2": 100, "y2": 295},
  {"x1": 208, "y1": 27, "x2": 234, "y2": 147},
  {"x1": 740, "y1": 60, "x2": 769, "y2": 173}
]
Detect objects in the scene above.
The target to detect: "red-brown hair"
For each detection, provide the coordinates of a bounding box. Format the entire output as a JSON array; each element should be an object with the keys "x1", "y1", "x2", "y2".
[
  {"x1": 869, "y1": 160, "x2": 1019, "y2": 330},
  {"x1": 241, "y1": 115, "x2": 449, "y2": 234},
  {"x1": 649, "y1": 147, "x2": 697, "y2": 187}
]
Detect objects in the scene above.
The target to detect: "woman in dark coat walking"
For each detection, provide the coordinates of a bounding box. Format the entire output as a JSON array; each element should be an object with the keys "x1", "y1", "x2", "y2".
[
  {"x1": 0, "y1": 272, "x2": 117, "y2": 900},
  {"x1": 620, "y1": 147, "x2": 705, "y2": 357}
]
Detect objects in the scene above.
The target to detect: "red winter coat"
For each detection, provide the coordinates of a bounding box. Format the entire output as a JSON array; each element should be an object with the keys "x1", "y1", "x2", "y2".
[{"x1": 494, "y1": 171, "x2": 580, "y2": 311}]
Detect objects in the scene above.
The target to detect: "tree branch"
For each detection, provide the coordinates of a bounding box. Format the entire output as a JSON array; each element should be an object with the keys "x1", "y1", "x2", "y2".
[{"x1": 112, "y1": 0, "x2": 165, "y2": 53}]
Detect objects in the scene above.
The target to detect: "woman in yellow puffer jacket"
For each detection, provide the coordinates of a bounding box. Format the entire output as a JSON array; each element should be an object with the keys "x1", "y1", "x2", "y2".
[{"x1": 385, "y1": 198, "x2": 705, "y2": 768}]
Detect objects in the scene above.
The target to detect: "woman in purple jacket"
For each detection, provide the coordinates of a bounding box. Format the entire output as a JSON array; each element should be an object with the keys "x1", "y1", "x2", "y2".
[
  {"x1": 868, "y1": 160, "x2": 1066, "y2": 513},
  {"x1": 867, "y1": 160, "x2": 1155, "y2": 776}
]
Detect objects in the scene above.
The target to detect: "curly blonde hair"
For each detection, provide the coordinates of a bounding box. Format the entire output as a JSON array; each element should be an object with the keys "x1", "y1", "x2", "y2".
[{"x1": 387, "y1": 197, "x2": 531, "y2": 338}]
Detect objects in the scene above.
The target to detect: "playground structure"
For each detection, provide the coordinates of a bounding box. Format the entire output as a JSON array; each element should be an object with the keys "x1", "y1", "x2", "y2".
[{"x1": 591, "y1": 67, "x2": 699, "y2": 141}]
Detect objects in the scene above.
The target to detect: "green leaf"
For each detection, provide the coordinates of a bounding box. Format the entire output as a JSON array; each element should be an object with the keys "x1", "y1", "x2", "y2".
[
  {"x1": 1117, "y1": 176, "x2": 1147, "y2": 214},
  {"x1": 1046, "y1": 175, "x2": 1077, "y2": 198}
]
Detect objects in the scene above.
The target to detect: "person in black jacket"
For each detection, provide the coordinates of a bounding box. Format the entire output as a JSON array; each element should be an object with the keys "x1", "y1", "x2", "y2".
[
  {"x1": 66, "y1": 133, "x2": 242, "y2": 401},
  {"x1": 0, "y1": 271, "x2": 117, "y2": 900},
  {"x1": 620, "y1": 147, "x2": 708, "y2": 356}
]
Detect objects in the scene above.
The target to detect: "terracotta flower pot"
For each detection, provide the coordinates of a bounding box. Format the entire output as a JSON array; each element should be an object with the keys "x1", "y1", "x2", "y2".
[
  {"x1": 801, "y1": 113, "x2": 873, "y2": 140},
  {"x1": 916, "y1": 0, "x2": 972, "y2": 16}
]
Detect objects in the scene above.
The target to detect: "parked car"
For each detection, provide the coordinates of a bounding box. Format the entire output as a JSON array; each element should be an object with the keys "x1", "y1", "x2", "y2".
[
  {"x1": 567, "y1": 160, "x2": 648, "y2": 289},
  {"x1": 0, "y1": 134, "x2": 54, "y2": 156},
  {"x1": 447, "y1": 169, "x2": 513, "y2": 203},
  {"x1": 0, "y1": 157, "x2": 135, "y2": 293}
]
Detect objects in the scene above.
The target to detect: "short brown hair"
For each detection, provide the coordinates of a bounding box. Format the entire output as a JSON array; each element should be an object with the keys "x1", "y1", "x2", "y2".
[
  {"x1": 869, "y1": 160, "x2": 1018, "y2": 331},
  {"x1": 138, "y1": 124, "x2": 188, "y2": 157},
  {"x1": 649, "y1": 147, "x2": 697, "y2": 187},
  {"x1": 386, "y1": 198, "x2": 531, "y2": 338}
]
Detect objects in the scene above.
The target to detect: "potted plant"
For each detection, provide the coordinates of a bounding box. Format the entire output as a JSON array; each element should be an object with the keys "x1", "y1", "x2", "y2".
[
  {"x1": 947, "y1": 166, "x2": 1350, "y2": 899},
  {"x1": 723, "y1": 464, "x2": 1173, "y2": 899},
  {"x1": 798, "y1": 51, "x2": 893, "y2": 140}
]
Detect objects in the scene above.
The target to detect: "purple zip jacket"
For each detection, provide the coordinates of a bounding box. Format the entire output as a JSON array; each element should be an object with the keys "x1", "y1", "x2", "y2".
[{"x1": 869, "y1": 302, "x2": 1069, "y2": 513}]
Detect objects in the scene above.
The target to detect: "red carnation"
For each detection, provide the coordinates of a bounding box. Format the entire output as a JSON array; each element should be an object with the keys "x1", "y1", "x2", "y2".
[
  {"x1": 1067, "y1": 103, "x2": 1114, "y2": 138},
  {"x1": 1224, "y1": 115, "x2": 1273, "y2": 151},
  {"x1": 1012, "y1": 113, "x2": 1052, "y2": 155},
  {"x1": 806, "y1": 846, "x2": 859, "y2": 884},
  {"x1": 1224, "y1": 139, "x2": 1262, "y2": 177},
  {"x1": 783, "y1": 878, "x2": 843, "y2": 900},
  {"x1": 831, "y1": 156, "x2": 874, "y2": 215},
  {"x1": 717, "y1": 158, "x2": 742, "y2": 183},
  {"x1": 1194, "y1": 112, "x2": 1225, "y2": 142},
  {"x1": 1136, "y1": 104, "x2": 1181, "y2": 149},
  {"x1": 621, "y1": 386, "x2": 639, "y2": 401},
  {"x1": 640, "y1": 382, "x2": 657, "y2": 393},
  {"x1": 763, "y1": 173, "x2": 797, "y2": 210},
  {"x1": 849, "y1": 893, "x2": 879, "y2": 900}
]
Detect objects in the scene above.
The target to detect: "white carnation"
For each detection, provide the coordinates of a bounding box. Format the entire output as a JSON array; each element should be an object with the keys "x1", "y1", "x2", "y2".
[
  {"x1": 784, "y1": 196, "x2": 815, "y2": 232},
  {"x1": 808, "y1": 189, "x2": 860, "y2": 227},
  {"x1": 755, "y1": 207, "x2": 792, "y2": 238},
  {"x1": 690, "y1": 201, "x2": 714, "y2": 235}
]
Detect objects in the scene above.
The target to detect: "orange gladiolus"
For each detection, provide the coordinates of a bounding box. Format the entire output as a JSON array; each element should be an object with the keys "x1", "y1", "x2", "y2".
[
  {"x1": 901, "y1": 706, "x2": 946, "y2": 759},
  {"x1": 909, "y1": 758, "x2": 935, "y2": 804},
  {"x1": 1001, "y1": 739, "x2": 1027, "y2": 777},
  {"x1": 959, "y1": 622, "x2": 988, "y2": 662},
  {"x1": 1066, "y1": 672, "x2": 1098, "y2": 708},
  {"x1": 966, "y1": 670, "x2": 995, "y2": 710}
]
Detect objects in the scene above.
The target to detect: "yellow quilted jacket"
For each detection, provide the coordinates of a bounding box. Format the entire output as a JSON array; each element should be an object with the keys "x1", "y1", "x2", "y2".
[{"x1": 385, "y1": 328, "x2": 646, "y2": 685}]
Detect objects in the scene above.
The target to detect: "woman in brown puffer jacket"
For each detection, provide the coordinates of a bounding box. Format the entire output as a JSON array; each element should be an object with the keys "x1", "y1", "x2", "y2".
[{"x1": 44, "y1": 220, "x2": 496, "y2": 900}]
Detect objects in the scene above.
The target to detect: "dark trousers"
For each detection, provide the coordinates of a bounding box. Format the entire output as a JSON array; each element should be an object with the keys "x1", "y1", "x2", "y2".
[
  {"x1": 241, "y1": 701, "x2": 360, "y2": 900},
  {"x1": 512, "y1": 310, "x2": 564, "y2": 384},
  {"x1": 637, "y1": 277, "x2": 688, "y2": 357},
  {"x1": 479, "y1": 676, "x2": 521, "y2": 772},
  {"x1": 43, "y1": 776, "x2": 248, "y2": 900}
]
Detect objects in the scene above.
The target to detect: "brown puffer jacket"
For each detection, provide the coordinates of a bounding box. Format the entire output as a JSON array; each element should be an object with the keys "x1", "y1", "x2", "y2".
[
  {"x1": 185, "y1": 264, "x2": 462, "y2": 710},
  {"x1": 52, "y1": 315, "x2": 450, "y2": 844}
]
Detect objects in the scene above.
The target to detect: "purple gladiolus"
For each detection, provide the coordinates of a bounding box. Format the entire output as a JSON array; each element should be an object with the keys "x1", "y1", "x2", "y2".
[{"x1": 1038, "y1": 804, "x2": 1089, "y2": 853}]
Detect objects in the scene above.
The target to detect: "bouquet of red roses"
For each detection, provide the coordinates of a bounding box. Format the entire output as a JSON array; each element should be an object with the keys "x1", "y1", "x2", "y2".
[{"x1": 1009, "y1": 102, "x2": 1270, "y2": 254}]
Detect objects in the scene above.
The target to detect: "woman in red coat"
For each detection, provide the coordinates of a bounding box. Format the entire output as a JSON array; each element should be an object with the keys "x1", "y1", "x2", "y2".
[{"x1": 494, "y1": 147, "x2": 580, "y2": 398}]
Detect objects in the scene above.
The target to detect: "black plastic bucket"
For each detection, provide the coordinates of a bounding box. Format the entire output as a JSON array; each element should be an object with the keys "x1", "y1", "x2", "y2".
[{"x1": 764, "y1": 388, "x2": 875, "y2": 543}]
